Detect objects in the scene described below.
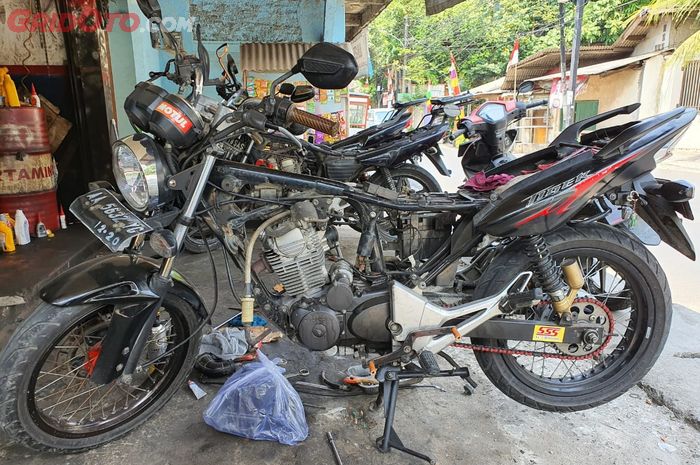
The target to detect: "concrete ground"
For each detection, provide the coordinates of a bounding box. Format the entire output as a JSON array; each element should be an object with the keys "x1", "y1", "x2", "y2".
[{"x1": 2, "y1": 145, "x2": 700, "y2": 464}]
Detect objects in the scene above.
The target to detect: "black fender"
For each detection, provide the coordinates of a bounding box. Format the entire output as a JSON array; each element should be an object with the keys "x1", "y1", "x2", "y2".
[
  {"x1": 41, "y1": 254, "x2": 207, "y2": 316},
  {"x1": 637, "y1": 193, "x2": 695, "y2": 260},
  {"x1": 425, "y1": 146, "x2": 451, "y2": 176},
  {"x1": 40, "y1": 254, "x2": 207, "y2": 384}
]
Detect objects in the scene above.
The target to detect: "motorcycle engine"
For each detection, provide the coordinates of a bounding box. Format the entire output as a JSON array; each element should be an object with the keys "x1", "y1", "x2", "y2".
[
  {"x1": 262, "y1": 200, "x2": 394, "y2": 351},
  {"x1": 263, "y1": 201, "x2": 329, "y2": 296}
]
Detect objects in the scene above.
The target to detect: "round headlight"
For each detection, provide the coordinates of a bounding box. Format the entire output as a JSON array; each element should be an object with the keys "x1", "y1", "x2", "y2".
[{"x1": 112, "y1": 134, "x2": 169, "y2": 212}]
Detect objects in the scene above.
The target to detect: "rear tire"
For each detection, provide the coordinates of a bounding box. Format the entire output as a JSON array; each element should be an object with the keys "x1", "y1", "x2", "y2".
[
  {"x1": 0, "y1": 294, "x2": 201, "y2": 452},
  {"x1": 471, "y1": 224, "x2": 672, "y2": 411}
]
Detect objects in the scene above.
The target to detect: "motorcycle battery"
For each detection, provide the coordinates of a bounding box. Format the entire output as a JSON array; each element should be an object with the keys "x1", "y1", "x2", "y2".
[{"x1": 398, "y1": 212, "x2": 455, "y2": 260}]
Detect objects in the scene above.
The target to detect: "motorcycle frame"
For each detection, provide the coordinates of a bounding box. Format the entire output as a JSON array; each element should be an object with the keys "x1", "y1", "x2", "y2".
[{"x1": 41, "y1": 106, "x2": 697, "y2": 385}]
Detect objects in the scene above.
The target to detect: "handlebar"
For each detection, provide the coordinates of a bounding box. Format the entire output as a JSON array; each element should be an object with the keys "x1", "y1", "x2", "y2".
[
  {"x1": 525, "y1": 99, "x2": 548, "y2": 109},
  {"x1": 287, "y1": 107, "x2": 339, "y2": 136},
  {"x1": 449, "y1": 128, "x2": 466, "y2": 141}
]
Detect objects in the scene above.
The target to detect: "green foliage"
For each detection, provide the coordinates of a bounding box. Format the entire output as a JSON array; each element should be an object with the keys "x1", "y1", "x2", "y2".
[
  {"x1": 368, "y1": 0, "x2": 651, "y2": 93},
  {"x1": 644, "y1": 0, "x2": 700, "y2": 64}
]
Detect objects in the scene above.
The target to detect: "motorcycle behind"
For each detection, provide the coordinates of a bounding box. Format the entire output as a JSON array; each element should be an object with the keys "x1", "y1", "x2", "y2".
[{"x1": 0, "y1": 2, "x2": 697, "y2": 460}]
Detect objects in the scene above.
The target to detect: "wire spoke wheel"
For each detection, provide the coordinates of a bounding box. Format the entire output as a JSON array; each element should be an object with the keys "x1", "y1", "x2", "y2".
[
  {"x1": 470, "y1": 224, "x2": 671, "y2": 411},
  {"x1": 503, "y1": 254, "x2": 633, "y2": 383},
  {"x1": 26, "y1": 303, "x2": 190, "y2": 438}
]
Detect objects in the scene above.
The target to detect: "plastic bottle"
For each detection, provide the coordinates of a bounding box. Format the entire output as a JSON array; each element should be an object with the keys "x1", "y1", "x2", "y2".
[
  {"x1": 13, "y1": 209, "x2": 31, "y2": 245},
  {"x1": 59, "y1": 205, "x2": 67, "y2": 229},
  {"x1": 0, "y1": 214, "x2": 15, "y2": 252},
  {"x1": 3, "y1": 74, "x2": 20, "y2": 107},
  {"x1": 36, "y1": 214, "x2": 47, "y2": 238},
  {"x1": 30, "y1": 84, "x2": 41, "y2": 108}
]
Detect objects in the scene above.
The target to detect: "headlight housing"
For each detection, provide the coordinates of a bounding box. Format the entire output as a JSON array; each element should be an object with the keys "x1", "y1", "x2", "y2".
[{"x1": 112, "y1": 134, "x2": 172, "y2": 212}]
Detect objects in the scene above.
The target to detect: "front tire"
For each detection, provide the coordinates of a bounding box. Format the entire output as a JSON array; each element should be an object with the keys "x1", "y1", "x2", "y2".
[
  {"x1": 471, "y1": 224, "x2": 672, "y2": 411},
  {"x1": 0, "y1": 294, "x2": 201, "y2": 452}
]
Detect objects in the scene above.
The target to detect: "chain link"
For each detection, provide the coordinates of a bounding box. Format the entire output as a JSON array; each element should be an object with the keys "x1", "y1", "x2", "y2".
[{"x1": 453, "y1": 297, "x2": 615, "y2": 361}]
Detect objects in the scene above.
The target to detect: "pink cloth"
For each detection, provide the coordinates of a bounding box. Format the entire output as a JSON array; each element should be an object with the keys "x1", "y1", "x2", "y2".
[{"x1": 461, "y1": 171, "x2": 515, "y2": 192}]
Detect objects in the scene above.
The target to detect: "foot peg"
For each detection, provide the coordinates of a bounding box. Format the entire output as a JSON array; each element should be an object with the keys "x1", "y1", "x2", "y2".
[{"x1": 418, "y1": 351, "x2": 440, "y2": 375}]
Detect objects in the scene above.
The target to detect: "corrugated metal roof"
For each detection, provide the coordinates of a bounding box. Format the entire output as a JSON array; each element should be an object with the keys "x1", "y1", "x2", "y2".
[
  {"x1": 528, "y1": 50, "x2": 665, "y2": 82},
  {"x1": 240, "y1": 42, "x2": 352, "y2": 73},
  {"x1": 503, "y1": 46, "x2": 633, "y2": 88}
]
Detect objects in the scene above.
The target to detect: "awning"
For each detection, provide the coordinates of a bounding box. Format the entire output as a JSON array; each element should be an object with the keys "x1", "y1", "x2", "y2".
[
  {"x1": 528, "y1": 50, "x2": 665, "y2": 82},
  {"x1": 470, "y1": 77, "x2": 505, "y2": 95},
  {"x1": 240, "y1": 42, "x2": 352, "y2": 73}
]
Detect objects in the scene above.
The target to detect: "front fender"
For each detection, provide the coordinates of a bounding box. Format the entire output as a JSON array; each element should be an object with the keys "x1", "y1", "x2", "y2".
[
  {"x1": 40, "y1": 254, "x2": 207, "y2": 384},
  {"x1": 41, "y1": 254, "x2": 207, "y2": 318}
]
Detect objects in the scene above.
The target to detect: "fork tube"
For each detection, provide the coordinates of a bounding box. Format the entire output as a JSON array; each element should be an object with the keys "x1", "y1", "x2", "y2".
[{"x1": 161, "y1": 154, "x2": 218, "y2": 279}]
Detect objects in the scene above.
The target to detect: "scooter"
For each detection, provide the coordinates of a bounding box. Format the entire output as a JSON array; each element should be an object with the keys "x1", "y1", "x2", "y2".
[{"x1": 452, "y1": 81, "x2": 548, "y2": 177}]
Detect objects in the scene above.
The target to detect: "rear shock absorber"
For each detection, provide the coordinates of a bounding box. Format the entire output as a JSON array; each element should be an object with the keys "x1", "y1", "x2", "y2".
[{"x1": 524, "y1": 235, "x2": 583, "y2": 322}]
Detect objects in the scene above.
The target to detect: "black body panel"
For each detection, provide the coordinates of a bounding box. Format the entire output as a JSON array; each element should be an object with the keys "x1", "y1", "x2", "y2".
[
  {"x1": 473, "y1": 107, "x2": 697, "y2": 237},
  {"x1": 41, "y1": 254, "x2": 205, "y2": 312}
]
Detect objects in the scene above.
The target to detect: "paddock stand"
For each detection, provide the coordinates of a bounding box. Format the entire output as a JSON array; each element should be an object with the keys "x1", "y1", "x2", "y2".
[{"x1": 373, "y1": 351, "x2": 478, "y2": 464}]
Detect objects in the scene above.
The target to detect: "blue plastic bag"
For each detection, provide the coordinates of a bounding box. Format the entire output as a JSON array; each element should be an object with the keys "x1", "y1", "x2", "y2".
[{"x1": 202, "y1": 350, "x2": 308, "y2": 445}]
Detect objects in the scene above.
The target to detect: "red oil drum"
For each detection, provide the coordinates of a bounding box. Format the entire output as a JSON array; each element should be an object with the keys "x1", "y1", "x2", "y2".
[{"x1": 0, "y1": 107, "x2": 59, "y2": 235}]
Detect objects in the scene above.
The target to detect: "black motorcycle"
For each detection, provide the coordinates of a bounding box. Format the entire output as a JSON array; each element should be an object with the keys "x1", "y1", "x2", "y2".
[
  {"x1": 0, "y1": 3, "x2": 696, "y2": 461},
  {"x1": 181, "y1": 55, "x2": 467, "y2": 252}
]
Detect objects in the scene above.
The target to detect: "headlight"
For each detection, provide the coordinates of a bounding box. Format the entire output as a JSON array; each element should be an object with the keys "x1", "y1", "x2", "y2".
[{"x1": 112, "y1": 134, "x2": 171, "y2": 212}]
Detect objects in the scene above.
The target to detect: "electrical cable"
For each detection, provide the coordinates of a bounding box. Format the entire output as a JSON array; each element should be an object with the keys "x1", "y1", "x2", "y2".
[{"x1": 138, "y1": 217, "x2": 219, "y2": 369}]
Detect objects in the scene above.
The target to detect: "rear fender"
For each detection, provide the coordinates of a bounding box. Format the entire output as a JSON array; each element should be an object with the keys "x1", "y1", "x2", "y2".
[
  {"x1": 40, "y1": 254, "x2": 207, "y2": 384},
  {"x1": 636, "y1": 190, "x2": 696, "y2": 260},
  {"x1": 425, "y1": 146, "x2": 451, "y2": 176}
]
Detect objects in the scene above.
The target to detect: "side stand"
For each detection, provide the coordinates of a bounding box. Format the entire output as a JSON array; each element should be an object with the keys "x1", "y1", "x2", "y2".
[{"x1": 375, "y1": 363, "x2": 474, "y2": 465}]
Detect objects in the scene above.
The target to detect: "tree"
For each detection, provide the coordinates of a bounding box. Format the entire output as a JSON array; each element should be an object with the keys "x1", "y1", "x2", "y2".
[
  {"x1": 643, "y1": 0, "x2": 700, "y2": 64},
  {"x1": 368, "y1": 0, "x2": 652, "y2": 94}
]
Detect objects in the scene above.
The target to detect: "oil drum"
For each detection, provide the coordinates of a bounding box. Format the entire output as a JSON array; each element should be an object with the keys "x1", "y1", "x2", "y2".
[{"x1": 0, "y1": 107, "x2": 59, "y2": 235}]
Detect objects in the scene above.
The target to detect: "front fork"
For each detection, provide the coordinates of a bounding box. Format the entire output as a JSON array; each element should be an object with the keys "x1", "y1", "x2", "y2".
[
  {"x1": 159, "y1": 154, "x2": 218, "y2": 279},
  {"x1": 98, "y1": 155, "x2": 218, "y2": 384}
]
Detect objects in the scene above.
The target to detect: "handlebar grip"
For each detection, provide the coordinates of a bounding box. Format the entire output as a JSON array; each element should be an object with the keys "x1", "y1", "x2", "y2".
[
  {"x1": 288, "y1": 107, "x2": 339, "y2": 136},
  {"x1": 526, "y1": 99, "x2": 548, "y2": 109},
  {"x1": 449, "y1": 129, "x2": 466, "y2": 141}
]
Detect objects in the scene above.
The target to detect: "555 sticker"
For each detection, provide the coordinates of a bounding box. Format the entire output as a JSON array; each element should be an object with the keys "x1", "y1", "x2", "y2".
[{"x1": 532, "y1": 325, "x2": 565, "y2": 343}]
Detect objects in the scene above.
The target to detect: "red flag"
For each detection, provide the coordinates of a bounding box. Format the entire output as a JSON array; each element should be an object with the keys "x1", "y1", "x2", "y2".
[{"x1": 508, "y1": 39, "x2": 520, "y2": 68}]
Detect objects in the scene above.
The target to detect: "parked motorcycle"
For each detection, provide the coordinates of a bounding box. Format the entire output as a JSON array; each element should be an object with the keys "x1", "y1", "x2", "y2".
[
  {"x1": 183, "y1": 54, "x2": 468, "y2": 252},
  {"x1": 453, "y1": 81, "x2": 548, "y2": 177},
  {"x1": 0, "y1": 3, "x2": 696, "y2": 460}
]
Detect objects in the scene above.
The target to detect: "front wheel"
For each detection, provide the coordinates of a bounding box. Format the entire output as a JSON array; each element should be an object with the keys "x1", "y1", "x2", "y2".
[
  {"x1": 471, "y1": 224, "x2": 672, "y2": 411},
  {"x1": 0, "y1": 294, "x2": 202, "y2": 452}
]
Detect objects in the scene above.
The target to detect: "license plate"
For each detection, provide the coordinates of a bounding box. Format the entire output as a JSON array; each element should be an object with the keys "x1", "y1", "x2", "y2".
[{"x1": 70, "y1": 189, "x2": 152, "y2": 252}]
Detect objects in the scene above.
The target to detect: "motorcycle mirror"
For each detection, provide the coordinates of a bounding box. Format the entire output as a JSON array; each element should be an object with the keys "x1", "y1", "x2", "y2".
[
  {"x1": 196, "y1": 24, "x2": 210, "y2": 81},
  {"x1": 279, "y1": 83, "x2": 295, "y2": 95},
  {"x1": 136, "y1": 0, "x2": 162, "y2": 20},
  {"x1": 516, "y1": 81, "x2": 535, "y2": 95},
  {"x1": 292, "y1": 43, "x2": 358, "y2": 89},
  {"x1": 443, "y1": 104, "x2": 461, "y2": 118},
  {"x1": 290, "y1": 85, "x2": 315, "y2": 103},
  {"x1": 226, "y1": 53, "x2": 238, "y2": 76}
]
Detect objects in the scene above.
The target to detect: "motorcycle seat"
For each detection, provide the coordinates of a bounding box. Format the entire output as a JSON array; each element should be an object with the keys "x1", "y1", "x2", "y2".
[
  {"x1": 351, "y1": 124, "x2": 448, "y2": 167},
  {"x1": 327, "y1": 113, "x2": 411, "y2": 150}
]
